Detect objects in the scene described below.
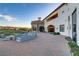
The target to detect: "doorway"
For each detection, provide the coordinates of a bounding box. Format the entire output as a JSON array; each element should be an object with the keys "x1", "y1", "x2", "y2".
[
  {"x1": 72, "y1": 8, "x2": 77, "y2": 43},
  {"x1": 39, "y1": 26, "x2": 44, "y2": 32},
  {"x1": 48, "y1": 25, "x2": 55, "y2": 32}
]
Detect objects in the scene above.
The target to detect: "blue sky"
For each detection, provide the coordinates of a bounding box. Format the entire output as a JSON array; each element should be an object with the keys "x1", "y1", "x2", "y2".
[{"x1": 0, "y1": 3, "x2": 61, "y2": 28}]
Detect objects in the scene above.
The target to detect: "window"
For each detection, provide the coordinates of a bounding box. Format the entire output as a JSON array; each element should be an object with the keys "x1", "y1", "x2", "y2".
[
  {"x1": 68, "y1": 16, "x2": 71, "y2": 29},
  {"x1": 73, "y1": 24, "x2": 76, "y2": 32},
  {"x1": 62, "y1": 11, "x2": 64, "y2": 14},
  {"x1": 68, "y1": 16, "x2": 70, "y2": 21},
  {"x1": 60, "y1": 25, "x2": 65, "y2": 32}
]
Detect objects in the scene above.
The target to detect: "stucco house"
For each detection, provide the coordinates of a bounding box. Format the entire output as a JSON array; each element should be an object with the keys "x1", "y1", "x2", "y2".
[
  {"x1": 31, "y1": 20, "x2": 44, "y2": 32},
  {"x1": 43, "y1": 3, "x2": 79, "y2": 46}
]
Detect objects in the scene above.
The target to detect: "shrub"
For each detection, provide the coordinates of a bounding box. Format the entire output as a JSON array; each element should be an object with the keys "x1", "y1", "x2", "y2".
[
  {"x1": 65, "y1": 36, "x2": 79, "y2": 56},
  {"x1": 71, "y1": 46, "x2": 79, "y2": 56},
  {"x1": 74, "y1": 48, "x2": 79, "y2": 56},
  {"x1": 49, "y1": 32, "x2": 60, "y2": 35},
  {"x1": 68, "y1": 41, "x2": 78, "y2": 48},
  {"x1": 68, "y1": 40, "x2": 79, "y2": 56},
  {"x1": 53, "y1": 32, "x2": 60, "y2": 35}
]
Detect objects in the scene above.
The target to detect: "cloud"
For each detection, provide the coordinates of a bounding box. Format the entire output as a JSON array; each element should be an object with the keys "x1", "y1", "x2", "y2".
[
  {"x1": 0, "y1": 14, "x2": 16, "y2": 21},
  {"x1": 0, "y1": 14, "x2": 3, "y2": 17}
]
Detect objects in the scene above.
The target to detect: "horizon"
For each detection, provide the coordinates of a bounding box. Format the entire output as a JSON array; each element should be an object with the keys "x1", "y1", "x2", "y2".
[{"x1": 0, "y1": 3, "x2": 61, "y2": 28}]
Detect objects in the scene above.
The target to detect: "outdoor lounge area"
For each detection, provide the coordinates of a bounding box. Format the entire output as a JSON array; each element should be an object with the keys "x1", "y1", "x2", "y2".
[
  {"x1": 0, "y1": 31, "x2": 37, "y2": 42},
  {"x1": 16, "y1": 31, "x2": 37, "y2": 42}
]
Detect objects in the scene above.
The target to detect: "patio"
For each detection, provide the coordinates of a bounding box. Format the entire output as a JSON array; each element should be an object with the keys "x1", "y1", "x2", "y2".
[{"x1": 0, "y1": 32, "x2": 71, "y2": 56}]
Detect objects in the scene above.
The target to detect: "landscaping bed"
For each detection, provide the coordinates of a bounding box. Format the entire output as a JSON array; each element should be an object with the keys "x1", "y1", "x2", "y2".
[
  {"x1": 49, "y1": 32, "x2": 60, "y2": 35},
  {"x1": 65, "y1": 36, "x2": 79, "y2": 56}
]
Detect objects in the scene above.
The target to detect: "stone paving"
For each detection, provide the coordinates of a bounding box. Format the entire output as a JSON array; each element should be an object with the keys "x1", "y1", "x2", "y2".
[{"x1": 0, "y1": 32, "x2": 71, "y2": 56}]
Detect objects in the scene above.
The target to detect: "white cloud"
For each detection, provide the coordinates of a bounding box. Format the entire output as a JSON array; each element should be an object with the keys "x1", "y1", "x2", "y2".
[
  {"x1": 0, "y1": 14, "x2": 3, "y2": 17},
  {"x1": 0, "y1": 14, "x2": 16, "y2": 21}
]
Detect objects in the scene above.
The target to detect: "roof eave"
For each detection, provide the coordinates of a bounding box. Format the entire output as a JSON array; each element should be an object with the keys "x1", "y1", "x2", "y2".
[{"x1": 42, "y1": 3, "x2": 67, "y2": 21}]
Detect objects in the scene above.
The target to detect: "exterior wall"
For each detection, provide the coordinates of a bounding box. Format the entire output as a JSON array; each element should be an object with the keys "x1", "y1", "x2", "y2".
[
  {"x1": 31, "y1": 22, "x2": 44, "y2": 32},
  {"x1": 76, "y1": 4, "x2": 79, "y2": 46},
  {"x1": 44, "y1": 4, "x2": 69, "y2": 36},
  {"x1": 65, "y1": 4, "x2": 79, "y2": 45},
  {"x1": 44, "y1": 3, "x2": 79, "y2": 45},
  {"x1": 31, "y1": 24, "x2": 37, "y2": 31}
]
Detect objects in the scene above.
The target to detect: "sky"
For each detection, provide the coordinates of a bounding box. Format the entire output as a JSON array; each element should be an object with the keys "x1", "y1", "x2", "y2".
[{"x1": 0, "y1": 3, "x2": 61, "y2": 28}]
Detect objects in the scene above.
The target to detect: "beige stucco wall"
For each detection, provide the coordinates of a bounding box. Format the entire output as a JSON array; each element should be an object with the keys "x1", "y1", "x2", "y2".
[{"x1": 44, "y1": 3, "x2": 79, "y2": 46}]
